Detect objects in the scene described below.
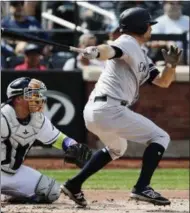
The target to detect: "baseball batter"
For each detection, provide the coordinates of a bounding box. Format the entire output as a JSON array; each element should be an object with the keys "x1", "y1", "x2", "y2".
[
  {"x1": 62, "y1": 7, "x2": 182, "y2": 207},
  {"x1": 1, "y1": 77, "x2": 92, "y2": 204}
]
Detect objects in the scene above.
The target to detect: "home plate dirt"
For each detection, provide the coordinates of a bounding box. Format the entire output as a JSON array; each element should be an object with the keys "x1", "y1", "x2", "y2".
[{"x1": 2, "y1": 190, "x2": 189, "y2": 213}]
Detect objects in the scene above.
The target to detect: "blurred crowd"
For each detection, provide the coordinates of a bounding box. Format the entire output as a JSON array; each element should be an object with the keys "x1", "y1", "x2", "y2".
[{"x1": 1, "y1": 0, "x2": 189, "y2": 71}]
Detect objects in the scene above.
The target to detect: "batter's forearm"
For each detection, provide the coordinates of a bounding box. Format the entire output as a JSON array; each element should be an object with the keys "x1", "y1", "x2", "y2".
[
  {"x1": 160, "y1": 66, "x2": 176, "y2": 87},
  {"x1": 153, "y1": 65, "x2": 176, "y2": 88}
]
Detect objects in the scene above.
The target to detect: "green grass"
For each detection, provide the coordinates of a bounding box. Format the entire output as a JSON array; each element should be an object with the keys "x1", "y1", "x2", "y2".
[{"x1": 40, "y1": 169, "x2": 189, "y2": 190}]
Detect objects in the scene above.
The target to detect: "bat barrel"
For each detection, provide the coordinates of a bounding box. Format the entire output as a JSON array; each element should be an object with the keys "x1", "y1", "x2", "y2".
[{"x1": 1, "y1": 28, "x2": 84, "y2": 54}]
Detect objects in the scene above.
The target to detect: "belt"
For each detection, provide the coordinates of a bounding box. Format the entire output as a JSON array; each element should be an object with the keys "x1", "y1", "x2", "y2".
[{"x1": 94, "y1": 96, "x2": 128, "y2": 106}]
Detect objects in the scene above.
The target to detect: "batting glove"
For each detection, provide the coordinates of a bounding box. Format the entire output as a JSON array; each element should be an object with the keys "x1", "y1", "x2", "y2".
[
  {"x1": 161, "y1": 45, "x2": 183, "y2": 68},
  {"x1": 82, "y1": 46, "x2": 100, "y2": 60}
]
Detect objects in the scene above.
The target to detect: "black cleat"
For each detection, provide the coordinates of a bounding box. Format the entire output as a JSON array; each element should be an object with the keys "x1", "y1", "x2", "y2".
[
  {"x1": 130, "y1": 186, "x2": 171, "y2": 206},
  {"x1": 61, "y1": 181, "x2": 87, "y2": 207}
]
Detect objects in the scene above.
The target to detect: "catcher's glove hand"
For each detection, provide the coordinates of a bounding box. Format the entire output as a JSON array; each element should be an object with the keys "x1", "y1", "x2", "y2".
[
  {"x1": 161, "y1": 45, "x2": 183, "y2": 68},
  {"x1": 63, "y1": 144, "x2": 92, "y2": 168}
]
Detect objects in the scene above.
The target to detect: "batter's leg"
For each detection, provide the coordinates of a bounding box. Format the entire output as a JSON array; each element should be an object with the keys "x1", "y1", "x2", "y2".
[
  {"x1": 111, "y1": 108, "x2": 171, "y2": 206},
  {"x1": 62, "y1": 132, "x2": 127, "y2": 207},
  {"x1": 87, "y1": 105, "x2": 171, "y2": 206},
  {"x1": 130, "y1": 142, "x2": 171, "y2": 206},
  {"x1": 62, "y1": 147, "x2": 112, "y2": 207}
]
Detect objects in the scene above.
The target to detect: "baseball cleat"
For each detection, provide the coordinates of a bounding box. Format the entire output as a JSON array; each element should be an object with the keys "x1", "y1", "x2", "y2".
[
  {"x1": 130, "y1": 186, "x2": 171, "y2": 206},
  {"x1": 61, "y1": 181, "x2": 87, "y2": 207}
]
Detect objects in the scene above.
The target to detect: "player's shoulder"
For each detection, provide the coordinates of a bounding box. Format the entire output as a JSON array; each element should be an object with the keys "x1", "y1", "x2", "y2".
[
  {"x1": 1, "y1": 114, "x2": 10, "y2": 138},
  {"x1": 113, "y1": 34, "x2": 137, "y2": 47},
  {"x1": 1, "y1": 103, "x2": 16, "y2": 117},
  {"x1": 1, "y1": 104, "x2": 14, "y2": 138},
  {"x1": 115, "y1": 34, "x2": 132, "y2": 42},
  {"x1": 112, "y1": 34, "x2": 140, "y2": 56}
]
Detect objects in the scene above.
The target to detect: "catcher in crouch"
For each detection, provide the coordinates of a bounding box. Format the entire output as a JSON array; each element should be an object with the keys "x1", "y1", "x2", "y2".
[{"x1": 1, "y1": 77, "x2": 92, "y2": 204}]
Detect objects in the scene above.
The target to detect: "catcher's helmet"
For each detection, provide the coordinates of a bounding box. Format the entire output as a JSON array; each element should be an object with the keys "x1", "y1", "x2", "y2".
[
  {"x1": 6, "y1": 77, "x2": 47, "y2": 100},
  {"x1": 119, "y1": 7, "x2": 157, "y2": 35},
  {"x1": 7, "y1": 77, "x2": 31, "y2": 99}
]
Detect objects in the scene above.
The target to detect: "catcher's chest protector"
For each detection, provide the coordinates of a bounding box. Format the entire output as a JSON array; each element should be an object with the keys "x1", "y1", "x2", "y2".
[{"x1": 1, "y1": 104, "x2": 44, "y2": 174}]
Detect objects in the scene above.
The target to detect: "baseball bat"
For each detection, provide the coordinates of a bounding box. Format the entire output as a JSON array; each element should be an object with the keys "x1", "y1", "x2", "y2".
[{"x1": 1, "y1": 28, "x2": 85, "y2": 54}]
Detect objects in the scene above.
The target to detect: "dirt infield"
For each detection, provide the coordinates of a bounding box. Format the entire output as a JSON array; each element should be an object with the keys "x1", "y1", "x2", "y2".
[
  {"x1": 24, "y1": 158, "x2": 189, "y2": 169},
  {"x1": 2, "y1": 159, "x2": 188, "y2": 213},
  {"x1": 2, "y1": 190, "x2": 189, "y2": 213}
]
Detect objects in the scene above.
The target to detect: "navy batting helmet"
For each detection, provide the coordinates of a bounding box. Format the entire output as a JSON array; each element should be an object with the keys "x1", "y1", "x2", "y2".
[{"x1": 119, "y1": 7, "x2": 157, "y2": 35}]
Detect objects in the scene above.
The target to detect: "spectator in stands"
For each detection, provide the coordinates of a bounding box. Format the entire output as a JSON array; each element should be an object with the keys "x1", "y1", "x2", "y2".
[
  {"x1": 116, "y1": 1, "x2": 163, "y2": 19},
  {"x1": 14, "y1": 43, "x2": 47, "y2": 71},
  {"x1": 152, "y1": 1, "x2": 189, "y2": 35},
  {"x1": 1, "y1": 1, "x2": 48, "y2": 40},
  {"x1": 23, "y1": 1, "x2": 41, "y2": 22},
  {"x1": 150, "y1": 0, "x2": 189, "y2": 64},
  {"x1": 1, "y1": 40, "x2": 15, "y2": 69},
  {"x1": 15, "y1": 41, "x2": 28, "y2": 56},
  {"x1": 63, "y1": 33, "x2": 105, "y2": 71},
  {"x1": 1, "y1": 1, "x2": 7, "y2": 19},
  {"x1": 80, "y1": 8, "x2": 107, "y2": 31}
]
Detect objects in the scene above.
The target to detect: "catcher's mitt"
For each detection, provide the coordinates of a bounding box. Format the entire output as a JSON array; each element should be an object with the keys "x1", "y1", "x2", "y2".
[{"x1": 63, "y1": 144, "x2": 92, "y2": 168}]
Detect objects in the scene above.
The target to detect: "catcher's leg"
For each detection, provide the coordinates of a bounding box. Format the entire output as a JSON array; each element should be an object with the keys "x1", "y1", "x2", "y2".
[{"x1": 1, "y1": 165, "x2": 60, "y2": 204}]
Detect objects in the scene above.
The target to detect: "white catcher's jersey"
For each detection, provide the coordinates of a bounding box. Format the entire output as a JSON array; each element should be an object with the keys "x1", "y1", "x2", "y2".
[
  {"x1": 93, "y1": 34, "x2": 159, "y2": 105},
  {"x1": 1, "y1": 104, "x2": 60, "y2": 174}
]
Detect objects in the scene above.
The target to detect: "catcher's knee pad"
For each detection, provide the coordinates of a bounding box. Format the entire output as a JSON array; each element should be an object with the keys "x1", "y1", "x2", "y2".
[
  {"x1": 34, "y1": 175, "x2": 61, "y2": 203},
  {"x1": 107, "y1": 138, "x2": 128, "y2": 160},
  {"x1": 152, "y1": 131, "x2": 170, "y2": 150}
]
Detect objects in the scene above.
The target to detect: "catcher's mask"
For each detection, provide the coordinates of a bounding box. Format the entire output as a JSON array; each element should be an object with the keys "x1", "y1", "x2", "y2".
[{"x1": 23, "y1": 78, "x2": 47, "y2": 113}]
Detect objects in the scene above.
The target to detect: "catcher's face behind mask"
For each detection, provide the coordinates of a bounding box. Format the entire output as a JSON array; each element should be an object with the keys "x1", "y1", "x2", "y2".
[{"x1": 23, "y1": 78, "x2": 47, "y2": 113}]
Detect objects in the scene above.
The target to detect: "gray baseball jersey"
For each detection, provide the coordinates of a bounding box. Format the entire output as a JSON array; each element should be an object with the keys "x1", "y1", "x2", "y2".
[
  {"x1": 93, "y1": 34, "x2": 159, "y2": 105},
  {"x1": 84, "y1": 34, "x2": 170, "y2": 161}
]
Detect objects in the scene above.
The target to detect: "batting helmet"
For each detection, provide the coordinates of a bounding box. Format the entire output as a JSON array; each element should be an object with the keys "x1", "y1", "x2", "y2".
[{"x1": 119, "y1": 7, "x2": 157, "y2": 35}]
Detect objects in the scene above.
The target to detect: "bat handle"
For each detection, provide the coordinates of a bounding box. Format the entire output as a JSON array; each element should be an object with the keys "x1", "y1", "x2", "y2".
[{"x1": 69, "y1": 46, "x2": 85, "y2": 54}]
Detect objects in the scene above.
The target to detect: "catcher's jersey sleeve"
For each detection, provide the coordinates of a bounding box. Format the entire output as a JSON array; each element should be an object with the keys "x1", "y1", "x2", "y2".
[{"x1": 37, "y1": 116, "x2": 60, "y2": 145}]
